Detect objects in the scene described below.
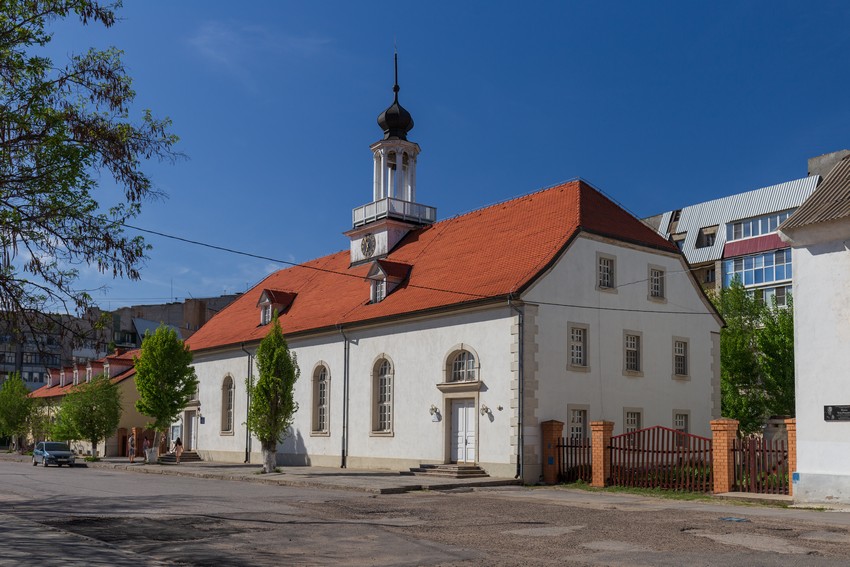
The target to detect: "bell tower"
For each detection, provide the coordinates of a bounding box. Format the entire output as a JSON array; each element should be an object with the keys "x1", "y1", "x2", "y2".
[{"x1": 347, "y1": 54, "x2": 436, "y2": 265}]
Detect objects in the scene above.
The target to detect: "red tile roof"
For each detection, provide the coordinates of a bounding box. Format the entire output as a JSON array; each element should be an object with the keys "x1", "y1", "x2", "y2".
[
  {"x1": 187, "y1": 180, "x2": 678, "y2": 352},
  {"x1": 29, "y1": 350, "x2": 139, "y2": 399}
]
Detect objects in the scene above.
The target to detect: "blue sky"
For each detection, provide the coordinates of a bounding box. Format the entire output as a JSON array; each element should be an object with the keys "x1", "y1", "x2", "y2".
[{"x1": 45, "y1": 2, "x2": 850, "y2": 309}]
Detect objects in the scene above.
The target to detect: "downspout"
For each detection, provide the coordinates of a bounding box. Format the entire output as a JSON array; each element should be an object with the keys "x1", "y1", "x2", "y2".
[
  {"x1": 508, "y1": 298, "x2": 524, "y2": 480},
  {"x1": 240, "y1": 343, "x2": 253, "y2": 463},
  {"x1": 337, "y1": 325, "x2": 350, "y2": 468}
]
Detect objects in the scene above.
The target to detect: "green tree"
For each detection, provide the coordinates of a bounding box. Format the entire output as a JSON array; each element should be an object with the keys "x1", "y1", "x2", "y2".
[
  {"x1": 0, "y1": 1, "x2": 179, "y2": 333},
  {"x1": 713, "y1": 280, "x2": 795, "y2": 434},
  {"x1": 758, "y1": 295, "x2": 795, "y2": 417},
  {"x1": 246, "y1": 315, "x2": 299, "y2": 473},
  {"x1": 0, "y1": 373, "x2": 33, "y2": 450},
  {"x1": 134, "y1": 325, "x2": 197, "y2": 455},
  {"x1": 52, "y1": 375, "x2": 121, "y2": 458}
]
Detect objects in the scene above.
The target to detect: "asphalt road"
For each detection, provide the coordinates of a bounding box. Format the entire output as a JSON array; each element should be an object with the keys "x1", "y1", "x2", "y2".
[{"x1": 2, "y1": 461, "x2": 850, "y2": 566}]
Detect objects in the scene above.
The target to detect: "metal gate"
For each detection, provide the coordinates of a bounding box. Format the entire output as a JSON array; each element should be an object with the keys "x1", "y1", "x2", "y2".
[
  {"x1": 732, "y1": 435, "x2": 789, "y2": 495},
  {"x1": 556, "y1": 436, "x2": 592, "y2": 483},
  {"x1": 609, "y1": 426, "x2": 712, "y2": 492}
]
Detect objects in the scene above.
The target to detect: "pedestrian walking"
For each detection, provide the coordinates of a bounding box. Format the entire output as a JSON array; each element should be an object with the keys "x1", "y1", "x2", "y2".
[
  {"x1": 174, "y1": 437, "x2": 183, "y2": 464},
  {"x1": 127, "y1": 435, "x2": 135, "y2": 464},
  {"x1": 142, "y1": 437, "x2": 151, "y2": 463}
]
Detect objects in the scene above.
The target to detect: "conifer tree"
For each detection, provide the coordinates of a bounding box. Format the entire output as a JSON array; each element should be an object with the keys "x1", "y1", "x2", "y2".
[{"x1": 246, "y1": 315, "x2": 299, "y2": 473}]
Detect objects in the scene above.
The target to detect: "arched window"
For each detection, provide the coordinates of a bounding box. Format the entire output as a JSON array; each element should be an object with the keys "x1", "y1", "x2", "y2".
[
  {"x1": 372, "y1": 358, "x2": 393, "y2": 433},
  {"x1": 221, "y1": 376, "x2": 234, "y2": 433},
  {"x1": 312, "y1": 365, "x2": 329, "y2": 433},
  {"x1": 451, "y1": 350, "x2": 476, "y2": 382}
]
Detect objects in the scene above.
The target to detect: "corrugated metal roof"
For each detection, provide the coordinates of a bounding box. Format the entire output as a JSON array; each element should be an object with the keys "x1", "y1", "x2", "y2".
[
  {"x1": 651, "y1": 176, "x2": 818, "y2": 264},
  {"x1": 782, "y1": 155, "x2": 850, "y2": 230}
]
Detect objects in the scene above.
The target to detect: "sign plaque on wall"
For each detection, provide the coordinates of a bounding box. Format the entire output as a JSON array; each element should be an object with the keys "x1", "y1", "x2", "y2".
[{"x1": 824, "y1": 405, "x2": 850, "y2": 421}]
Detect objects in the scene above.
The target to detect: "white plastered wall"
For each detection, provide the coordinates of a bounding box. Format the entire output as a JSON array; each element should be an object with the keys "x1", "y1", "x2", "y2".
[
  {"x1": 522, "y1": 234, "x2": 721, "y2": 444},
  {"x1": 787, "y1": 223, "x2": 850, "y2": 504}
]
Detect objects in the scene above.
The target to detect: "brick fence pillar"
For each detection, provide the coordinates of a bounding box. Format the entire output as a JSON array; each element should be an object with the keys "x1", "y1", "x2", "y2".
[
  {"x1": 590, "y1": 421, "x2": 614, "y2": 488},
  {"x1": 785, "y1": 418, "x2": 796, "y2": 497},
  {"x1": 710, "y1": 418, "x2": 739, "y2": 494},
  {"x1": 541, "y1": 420, "x2": 564, "y2": 485}
]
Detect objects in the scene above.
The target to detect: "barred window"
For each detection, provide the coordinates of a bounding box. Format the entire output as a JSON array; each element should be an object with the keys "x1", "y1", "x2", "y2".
[
  {"x1": 570, "y1": 327, "x2": 586, "y2": 367},
  {"x1": 625, "y1": 334, "x2": 641, "y2": 372},
  {"x1": 649, "y1": 268, "x2": 665, "y2": 298},
  {"x1": 625, "y1": 411, "x2": 642, "y2": 433},
  {"x1": 451, "y1": 351, "x2": 476, "y2": 382},
  {"x1": 569, "y1": 409, "x2": 587, "y2": 439},
  {"x1": 674, "y1": 340, "x2": 688, "y2": 376},
  {"x1": 674, "y1": 413, "x2": 689, "y2": 434}
]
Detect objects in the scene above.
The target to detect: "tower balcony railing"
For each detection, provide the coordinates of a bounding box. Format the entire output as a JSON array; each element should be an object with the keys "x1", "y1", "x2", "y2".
[{"x1": 352, "y1": 197, "x2": 436, "y2": 228}]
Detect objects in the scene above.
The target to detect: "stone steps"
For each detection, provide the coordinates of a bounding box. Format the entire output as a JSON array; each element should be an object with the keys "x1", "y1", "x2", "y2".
[
  {"x1": 158, "y1": 451, "x2": 202, "y2": 463},
  {"x1": 407, "y1": 464, "x2": 489, "y2": 478}
]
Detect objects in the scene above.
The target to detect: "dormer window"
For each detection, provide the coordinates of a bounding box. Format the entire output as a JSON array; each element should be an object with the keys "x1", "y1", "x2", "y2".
[
  {"x1": 59, "y1": 370, "x2": 66, "y2": 387},
  {"x1": 372, "y1": 279, "x2": 387, "y2": 303},
  {"x1": 365, "y1": 260, "x2": 410, "y2": 304},
  {"x1": 73, "y1": 368, "x2": 79, "y2": 386},
  {"x1": 257, "y1": 289, "x2": 297, "y2": 326},
  {"x1": 103, "y1": 362, "x2": 110, "y2": 378},
  {"x1": 86, "y1": 366, "x2": 92, "y2": 382},
  {"x1": 260, "y1": 304, "x2": 272, "y2": 325}
]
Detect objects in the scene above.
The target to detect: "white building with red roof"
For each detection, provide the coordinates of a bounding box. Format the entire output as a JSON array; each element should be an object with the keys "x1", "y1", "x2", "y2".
[{"x1": 186, "y1": 66, "x2": 722, "y2": 481}]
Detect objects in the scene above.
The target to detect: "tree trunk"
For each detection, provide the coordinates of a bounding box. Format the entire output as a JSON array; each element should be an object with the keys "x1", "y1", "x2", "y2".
[
  {"x1": 262, "y1": 442, "x2": 277, "y2": 473},
  {"x1": 91, "y1": 437, "x2": 99, "y2": 458}
]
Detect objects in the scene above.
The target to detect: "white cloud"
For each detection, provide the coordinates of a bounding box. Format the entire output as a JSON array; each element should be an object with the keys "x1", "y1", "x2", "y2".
[{"x1": 187, "y1": 21, "x2": 332, "y2": 88}]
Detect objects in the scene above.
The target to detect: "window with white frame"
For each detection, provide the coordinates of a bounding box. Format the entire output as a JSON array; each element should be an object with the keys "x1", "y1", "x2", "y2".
[
  {"x1": 260, "y1": 304, "x2": 272, "y2": 326},
  {"x1": 673, "y1": 340, "x2": 688, "y2": 376},
  {"x1": 674, "y1": 412, "x2": 689, "y2": 447},
  {"x1": 450, "y1": 350, "x2": 476, "y2": 382},
  {"x1": 598, "y1": 255, "x2": 615, "y2": 289},
  {"x1": 373, "y1": 358, "x2": 393, "y2": 433},
  {"x1": 625, "y1": 410, "x2": 642, "y2": 433},
  {"x1": 569, "y1": 408, "x2": 588, "y2": 439},
  {"x1": 221, "y1": 376, "x2": 234, "y2": 433},
  {"x1": 313, "y1": 365, "x2": 329, "y2": 433},
  {"x1": 569, "y1": 326, "x2": 587, "y2": 367},
  {"x1": 372, "y1": 279, "x2": 387, "y2": 303},
  {"x1": 674, "y1": 412, "x2": 689, "y2": 434},
  {"x1": 624, "y1": 333, "x2": 641, "y2": 372},
  {"x1": 649, "y1": 268, "x2": 665, "y2": 299}
]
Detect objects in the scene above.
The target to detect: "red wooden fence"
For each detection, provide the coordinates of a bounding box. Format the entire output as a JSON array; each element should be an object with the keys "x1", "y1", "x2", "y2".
[
  {"x1": 556, "y1": 436, "x2": 592, "y2": 483},
  {"x1": 609, "y1": 426, "x2": 713, "y2": 492},
  {"x1": 732, "y1": 435, "x2": 789, "y2": 495}
]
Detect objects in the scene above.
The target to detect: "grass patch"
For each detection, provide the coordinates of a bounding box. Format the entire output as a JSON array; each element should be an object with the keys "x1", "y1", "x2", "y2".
[
  {"x1": 556, "y1": 480, "x2": 792, "y2": 508},
  {"x1": 84, "y1": 456, "x2": 100, "y2": 462}
]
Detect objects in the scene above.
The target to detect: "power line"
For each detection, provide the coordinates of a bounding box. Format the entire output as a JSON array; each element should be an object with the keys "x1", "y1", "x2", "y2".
[{"x1": 120, "y1": 223, "x2": 716, "y2": 317}]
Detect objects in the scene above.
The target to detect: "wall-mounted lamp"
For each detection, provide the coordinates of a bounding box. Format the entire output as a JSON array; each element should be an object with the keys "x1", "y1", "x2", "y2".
[
  {"x1": 480, "y1": 404, "x2": 491, "y2": 416},
  {"x1": 429, "y1": 404, "x2": 439, "y2": 415}
]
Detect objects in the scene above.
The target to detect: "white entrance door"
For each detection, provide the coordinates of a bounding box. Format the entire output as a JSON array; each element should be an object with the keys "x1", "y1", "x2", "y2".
[
  {"x1": 185, "y1": 411, "x2": 196, "y2": 451},
  {"x1": 451, "y1": 399, "x2": 476, "y2": 463}
]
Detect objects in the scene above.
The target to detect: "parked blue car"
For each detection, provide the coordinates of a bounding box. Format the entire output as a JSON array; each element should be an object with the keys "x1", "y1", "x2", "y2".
[{"x1": 32, "y1": 442, "x2": 76, "y2": 467}]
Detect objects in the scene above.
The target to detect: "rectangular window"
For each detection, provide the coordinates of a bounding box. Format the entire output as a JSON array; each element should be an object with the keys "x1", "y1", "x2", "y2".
[
  {"x1": 673, "y1": 340, "x2": 688, "y2": 376},
  {"x1": 649, "y1": 268, "x2": 665, "y2": 299},
  {"x1": 22, "y1": 352, "x2": 36, "y2": 365},
  {"x1": 625, "y1": 411, "x2": 642, "y2": 433},
  {"x1": 260, "y1": 304, "x2": 272, "y2": 325},
  {"x1": 674, "y1": 413, "x2": 689, "y2": 434},
  {"x1": 569, "y1": 409, "x2": 588, "y2": 439},
  {"x1": 373, "y1": 279, "x2": 387, "y2": 303},
  {"x1": 625, "y1": 334, "x2": 641, "y2": 372},
  {"x1": 569, "y1": 326, "x2": 587, "y2": 367},
  {"x1": 598, "y1": 256, "x2": 615, "y2": 289},
  {"x1": 704, "y1": 267, "x2": 716, "y2": 283}
]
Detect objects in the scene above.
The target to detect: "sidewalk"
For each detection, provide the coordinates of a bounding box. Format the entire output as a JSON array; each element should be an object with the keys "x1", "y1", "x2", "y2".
[{"x1": 1, "y1": 451, "x2": 519, "y2": 494}]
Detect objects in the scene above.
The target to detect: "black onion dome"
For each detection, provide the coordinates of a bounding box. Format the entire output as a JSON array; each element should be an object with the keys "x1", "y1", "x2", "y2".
[{"x1": 377, "y1": 91, "x2": 414, "y2": 140}]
